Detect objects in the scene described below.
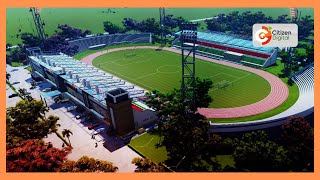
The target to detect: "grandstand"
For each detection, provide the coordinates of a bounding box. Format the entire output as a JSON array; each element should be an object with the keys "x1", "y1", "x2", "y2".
[
  {"x1": 28, "y1": 49, "x2": 157, "y2": 132},
  {"x1": 68, "y1": 33, "x2": 152, "y2": 53},
  {"x1": 173, "y1": 31, "x2": 278, "y2": 68},
  {"x1": 209, "y1": 64, "x2": 314, "y2": 132}
]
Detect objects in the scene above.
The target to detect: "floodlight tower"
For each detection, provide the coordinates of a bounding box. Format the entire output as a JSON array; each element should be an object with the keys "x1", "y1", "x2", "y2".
[
  {"x1": 30, "y1": 8, "x2": 47, "y2": 40},
  {"x1": 290, "y1": 8, "x2": 301, "y2": 22},
  {"x1": 180, "y1": 23, "x2": 197, "y2": 114},
  {"x1": 159, "y1": 8, "x2": 166, "y2": 45}
]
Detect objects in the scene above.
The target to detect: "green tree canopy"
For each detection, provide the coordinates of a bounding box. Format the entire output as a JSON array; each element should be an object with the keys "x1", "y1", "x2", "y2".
[
  {"x1": 281, "y1": 116, "x2": 314, "y2": 171},
  {"x1": 232, "y1": 131, "x2": 287, "y2": 172},
  {"x1": 58, "y1": 156, "x2": 118, "y2": 172},
  {"x1": 103, "y1": 21, "x2": 124, "y2": 34},
  {"x1": 6, "y1": 100, "x2": 60, "y2": 148},
  {"x1": 131, "y1": 157, "x2": 167, "y2": 172}
]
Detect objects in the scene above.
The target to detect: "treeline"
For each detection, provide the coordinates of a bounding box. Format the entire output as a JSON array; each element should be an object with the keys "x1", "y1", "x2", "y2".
[
  {"x1": 6, "y1": 24, "x2": 91, "y2": 65},
  {"x1": 205, "y1": 11, "x2": 314, "y2": 41}
]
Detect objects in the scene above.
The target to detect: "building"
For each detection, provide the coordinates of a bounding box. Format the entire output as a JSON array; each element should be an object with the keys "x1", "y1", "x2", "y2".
[{"x1": 27, "y1": 47, "x2": 157, "y2": 136}]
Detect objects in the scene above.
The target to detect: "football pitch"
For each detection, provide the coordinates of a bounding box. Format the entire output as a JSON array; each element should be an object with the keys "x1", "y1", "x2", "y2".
[{"x1": 92, "y1": 48, "x2": 271, "y2": 108}]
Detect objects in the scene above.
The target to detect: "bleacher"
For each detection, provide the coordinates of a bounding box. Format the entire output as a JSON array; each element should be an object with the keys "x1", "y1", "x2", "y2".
[
  {"x1": 69, "y1": 33, "x2": 151, "y2": 53},
  {"x1": 264, "y1": 64, "x2": 314, "y2": 120},
  {"x1": 173, "y1": 31, "x2": 278, "y2": 68}
]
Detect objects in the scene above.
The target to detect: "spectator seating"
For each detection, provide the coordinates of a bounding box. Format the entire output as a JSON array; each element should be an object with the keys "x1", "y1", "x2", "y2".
[{"x1": 69, "y1": 33, "x2": 151, "y2": 53}]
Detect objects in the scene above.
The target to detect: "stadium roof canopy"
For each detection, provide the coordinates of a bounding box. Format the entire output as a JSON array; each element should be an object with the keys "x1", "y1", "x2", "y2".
[
  {"x1": 30, "y1": 54, "x2": 145, "y2": 105},
  {"x1": 175, "y1": 31, "x2": 275, "y2": 54}
]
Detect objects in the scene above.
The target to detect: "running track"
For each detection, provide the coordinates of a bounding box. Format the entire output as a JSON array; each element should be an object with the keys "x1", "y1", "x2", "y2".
[{"x1": 81, "y1": 46, "x2": 289, "y2": 119}]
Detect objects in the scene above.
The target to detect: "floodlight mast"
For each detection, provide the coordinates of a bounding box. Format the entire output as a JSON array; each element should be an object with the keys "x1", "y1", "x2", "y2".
[
  {"x1": 159, "y1": 8, "x2": 166, "y2": 46},
  {"x1": 30, "y1": 8, "x2": 47, "y2": 41},
  {"x1": 180, "y1": 23, "x2": 197, "y2": 115}
]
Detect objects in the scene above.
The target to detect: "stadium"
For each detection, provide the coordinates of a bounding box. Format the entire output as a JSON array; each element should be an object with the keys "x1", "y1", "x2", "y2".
[
  {"x1": 27, "y1": 30, "x2": 314, "y2": 134},
  {"x1": 6, "y1": 7, "x2": 315, "y2": 172}
]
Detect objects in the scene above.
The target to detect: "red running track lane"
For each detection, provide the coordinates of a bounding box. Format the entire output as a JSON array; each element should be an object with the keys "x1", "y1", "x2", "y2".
[{"x1": 80, "y1": 46, "x2": 289, "y2": 119}]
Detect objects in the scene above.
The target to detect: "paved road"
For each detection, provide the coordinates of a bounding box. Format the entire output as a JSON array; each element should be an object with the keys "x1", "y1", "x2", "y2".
[{"x1": 6, "y1": 65, "x2": 140, "y2": 172}]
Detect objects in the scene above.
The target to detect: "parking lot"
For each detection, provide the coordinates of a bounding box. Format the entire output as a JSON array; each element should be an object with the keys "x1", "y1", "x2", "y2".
[{"x1": 6, "y1": 65, "x2": 141, "y2": 172}]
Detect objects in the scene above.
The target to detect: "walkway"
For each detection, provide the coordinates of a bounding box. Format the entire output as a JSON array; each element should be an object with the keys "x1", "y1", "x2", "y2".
[
  {"x1": 5, "y1": 65, "x2": 140, "y2": 172},
  {"x1": 80, "y1": 46, "x2": 289, "y2": 119}
]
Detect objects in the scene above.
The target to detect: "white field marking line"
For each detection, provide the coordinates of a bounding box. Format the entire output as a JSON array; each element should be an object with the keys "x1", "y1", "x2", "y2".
[
  {"x1": 98, "y1": 66, "x2": 156, "y2": 90},
  {"x1": 135, "y1": 137, "x2": 155, "y2": 148},
  {"x1": 133, "y1": 72, "x2": 159, "y2": 81},
  {"x1": 118, "y1": 57, "x2": 153, "y2": 66},
  {"x1": 133, "y1": 64, "x2": 181, "y2": 81},
  {"x1": 201, "y1": 72, "x2": 223, "y2": 79},
  {"x1": 156, "y1": 65, "x2": 182, "y2": 74},
  {"x1": 209, "y1": 73, "x2": 252, "y2": 92},
  {"x1": 115, "y1": 50, "x2": 157, "y2": 65}
]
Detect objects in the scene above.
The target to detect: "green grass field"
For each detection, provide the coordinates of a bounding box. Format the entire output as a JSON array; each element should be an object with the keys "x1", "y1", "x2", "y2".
[
  {"x1": 129, "y1": 133, "x2": 235, "y2": 168},
  {"x1": 129, "y1": 133, "x2": 168, "y2": 163},
  {"x1": 7, "y1": 8, "x2": 314, "y2": 44},
  {"x1": 92, "y1": 48, "x2": 271, "y2": 108}
]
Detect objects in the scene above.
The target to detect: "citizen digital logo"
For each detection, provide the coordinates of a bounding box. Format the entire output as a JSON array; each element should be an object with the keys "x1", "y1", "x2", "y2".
[
  {"x1": 253, "y1": 24, "x2": 298, "y2": 47},
  {"x1": 272, "y1": 29, "x2": 292, "y2": 41}
]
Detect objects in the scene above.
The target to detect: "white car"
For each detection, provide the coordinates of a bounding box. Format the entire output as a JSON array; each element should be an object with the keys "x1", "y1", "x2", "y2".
[{"x1": 42, "y1": 88, "x2": 51, "y2": 92}]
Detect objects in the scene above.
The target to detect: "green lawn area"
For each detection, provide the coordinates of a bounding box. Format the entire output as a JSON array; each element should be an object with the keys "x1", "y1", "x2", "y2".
[
  {"x1": 10, "y1": 62, "x2": 24, "y2": 67},
  {"x1": 129, "y1": 133, "x2": 235, "y2": 169},
  {"x1": 7, "y1": 8, "x2": 314, "y2": 44},
  {"x1": 92, "y1": 48, "x2": 271, "y2": 108},
  {"x1": 129, "y1": 133, "x2": 168, "y2": 163}
]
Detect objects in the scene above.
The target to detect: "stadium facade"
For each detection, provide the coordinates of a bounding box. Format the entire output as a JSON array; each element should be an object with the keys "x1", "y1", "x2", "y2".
[{"x1": 26, "y1": 33, "x2": 157, "y2": 136}]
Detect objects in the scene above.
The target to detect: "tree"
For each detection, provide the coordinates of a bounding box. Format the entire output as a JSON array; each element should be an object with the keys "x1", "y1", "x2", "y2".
[
  {"x1": 56, "y1": 24, "x2": 91, "y2": 40},
  {"x1": 138, "y1": 18, "x2": 160, "y2": 34},
  {"x1": 144, "y1": 78, "x2": 213, "y2": 116},
  {"x1": 103, "y1": 21, "x2": 123, "y2": 34},
  {"x1": 20, "y1": 33, "x2": 42, "y2": 48},
  {"x1": 131, "y1": 157, "x2": 167, "y2": 172},
  {"x1": 62, "y1": 129, "x2": 73, "y2": 146},
  {"x1": 232, "y1": 131, "x2": 287, "y2": 172},
  {"x1": 143, "y1": 77, "x2": 215, "y2": 171},
  {"x1": 281, "y1": 116, "x2": 314, "y2": 171},
  {"x1": 296, "y1": 15, "x2": 313, "y2": 40},
  {"x1": 58, "y1": 156, "x2": 118, "y2": 172},
  {"x1": 122, "y1": 18, "x2": 139, "y2": 31},
  {"x1": 42, "y1": 35, "x2": 79, "y2": 56},
  {"x1": 6, "y1": 100, "x2": 60, "y2": 148},
  {"x1": 6, "y1": 139, "x2": 72, "y2": 172},
  {"x1": 6, "y1": 46, "x2": 27, "y2": 64},
  {"x1": 161, "y1": 114, "x2": 219, "y2": 171},
  {"x1": 305, "y1": 45, "x2": 314, "y2": 65}
]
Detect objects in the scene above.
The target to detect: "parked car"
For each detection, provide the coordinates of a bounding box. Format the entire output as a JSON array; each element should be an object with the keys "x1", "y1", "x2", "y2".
[
  {"x1": 8, "y1": 94, "x2": 19, "y2": 98},
  {"x1": 76, "y1": 113, "x2": 86, "y2": 119},
  {"x1": 93, "y1": 128, "x2": 105, "y2": 135},
  {"x1": 42, "y1": 88, "x2": 51, "y2": 92},
  {"x1": 88, "y1": 122, "x2": 101, "y2": 130},
  {"x1": 66, "y1": 106, "x2": 77, "y2": 112}
]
